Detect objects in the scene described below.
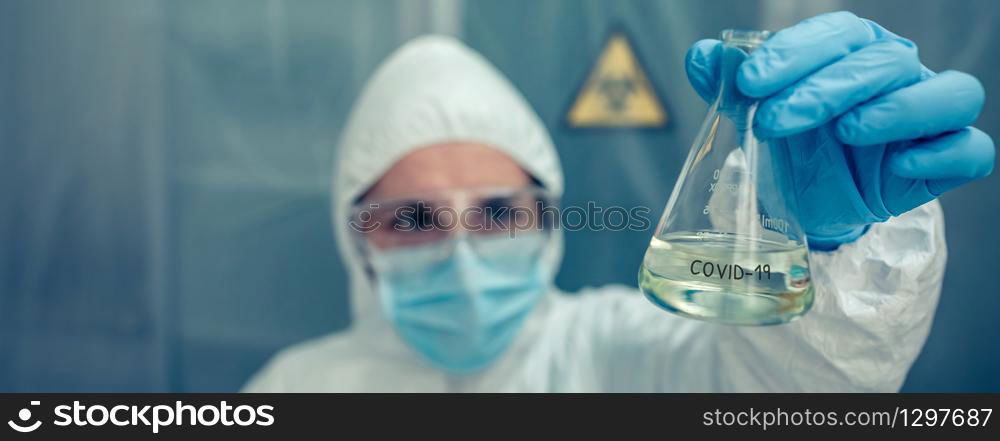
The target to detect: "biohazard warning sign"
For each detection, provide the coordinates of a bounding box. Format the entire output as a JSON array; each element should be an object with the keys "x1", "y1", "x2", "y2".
[{"x1": 566, "y1": 30, "x2": 668, "y2": 128}]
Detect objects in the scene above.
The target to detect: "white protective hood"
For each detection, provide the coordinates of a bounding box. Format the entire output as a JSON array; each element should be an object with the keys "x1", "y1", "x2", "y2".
[{"x1": 330, "y1": 36, "x2": 564, "y2": 343}]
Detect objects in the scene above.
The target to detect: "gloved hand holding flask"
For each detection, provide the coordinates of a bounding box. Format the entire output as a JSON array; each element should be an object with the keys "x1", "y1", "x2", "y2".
[{"x1": 684, "y1": 11, "x2": 994, "y2": 250}]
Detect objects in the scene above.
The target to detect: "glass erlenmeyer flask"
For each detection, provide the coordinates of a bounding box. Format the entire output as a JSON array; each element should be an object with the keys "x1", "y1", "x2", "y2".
[{"x1": 639, "y1": 29, "x2": 813, "y2": 326}]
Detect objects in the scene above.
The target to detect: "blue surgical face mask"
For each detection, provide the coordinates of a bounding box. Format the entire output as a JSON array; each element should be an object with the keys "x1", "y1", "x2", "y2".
[{"x1": 368, "y1": 233, "x2": 549, "y2": 374}]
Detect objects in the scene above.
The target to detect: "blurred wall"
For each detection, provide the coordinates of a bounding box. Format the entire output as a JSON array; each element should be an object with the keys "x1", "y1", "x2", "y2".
[
  {"x1": 0, "y1": 0, "x2": 169, "y2": 391},
  {"x1": 1, "y1": 0, "x2": 997, "y2": 391}
]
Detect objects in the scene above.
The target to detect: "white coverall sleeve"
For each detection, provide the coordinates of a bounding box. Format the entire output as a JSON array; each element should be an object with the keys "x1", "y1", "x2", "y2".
[
  {"x1": 589, "y1": 201, "x2": 946, "y2": 392},
  {"x1": 714, "y1": 201, "x2": 946, "y2": 391},
  {"x1": 241, "y1": 360, "x2": 284, "y2": 392}
]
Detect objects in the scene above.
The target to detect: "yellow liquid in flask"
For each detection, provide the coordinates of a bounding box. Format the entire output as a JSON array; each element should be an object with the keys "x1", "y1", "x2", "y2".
[{"x1": 638, "y1": 232, "x2": 813, "y2": 325}]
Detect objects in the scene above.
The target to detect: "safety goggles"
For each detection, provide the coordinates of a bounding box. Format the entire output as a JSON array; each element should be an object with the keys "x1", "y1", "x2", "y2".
[{"x1": 349, "y1": 186, "x2": 556, "y2": 265}]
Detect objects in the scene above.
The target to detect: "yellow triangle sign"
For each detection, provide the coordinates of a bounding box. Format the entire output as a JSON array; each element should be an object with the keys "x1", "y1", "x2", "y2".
[{"x1": 567, "y1": 32, "x2": 668, "y2": 128}]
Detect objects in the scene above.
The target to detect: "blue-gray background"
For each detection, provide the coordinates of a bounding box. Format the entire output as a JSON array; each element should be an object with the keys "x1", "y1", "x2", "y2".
[{"x1": 1, "y1": 0, "x2": 997, "y2": 391}]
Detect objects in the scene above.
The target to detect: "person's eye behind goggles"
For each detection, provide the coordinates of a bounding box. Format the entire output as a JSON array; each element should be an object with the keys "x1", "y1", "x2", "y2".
[{"x1": 349, "y1": 186, "x2": 557, "y2": 264}]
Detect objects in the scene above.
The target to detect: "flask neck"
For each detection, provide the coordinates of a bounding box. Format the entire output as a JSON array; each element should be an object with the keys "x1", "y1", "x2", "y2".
[
  {"x1": 716, "y1": 46, "x2": 757, "y2": 114},
  {"x1": 714, "y1": 30, "x2": 770, "y2": 121}
]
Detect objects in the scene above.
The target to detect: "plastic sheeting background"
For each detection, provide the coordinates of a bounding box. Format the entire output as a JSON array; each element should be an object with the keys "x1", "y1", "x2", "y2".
[{"x1": 1, "y1": 0, "x2": 998, "y2": 391}]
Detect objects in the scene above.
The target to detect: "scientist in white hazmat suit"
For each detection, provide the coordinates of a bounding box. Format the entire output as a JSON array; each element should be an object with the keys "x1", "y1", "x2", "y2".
[{"x1": 244, "y1": 12, "x2": 993, "y2": 392}]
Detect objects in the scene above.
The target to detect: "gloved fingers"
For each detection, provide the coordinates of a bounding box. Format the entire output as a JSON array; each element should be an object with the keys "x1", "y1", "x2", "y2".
[
  {"x1": 837, "y1": 71, "x2": 985, "y2": 146},
  {"x1": 736, "y1": 11, "x2": 877, "y2": 98},
  {"x1": 754, "y1": 38, "x2": 922, "y2": 138},
  {"x1": 889, "y1": 127, "x2": 995, "y2": 194},
  {"x1": 684, "y1": 39, "x2": 722, "y2": 103}
]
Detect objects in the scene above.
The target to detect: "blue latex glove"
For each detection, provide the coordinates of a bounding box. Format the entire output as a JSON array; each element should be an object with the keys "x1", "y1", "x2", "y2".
[{"x1": 685, "y1": 11, "x2": 995, "y2": 250}]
